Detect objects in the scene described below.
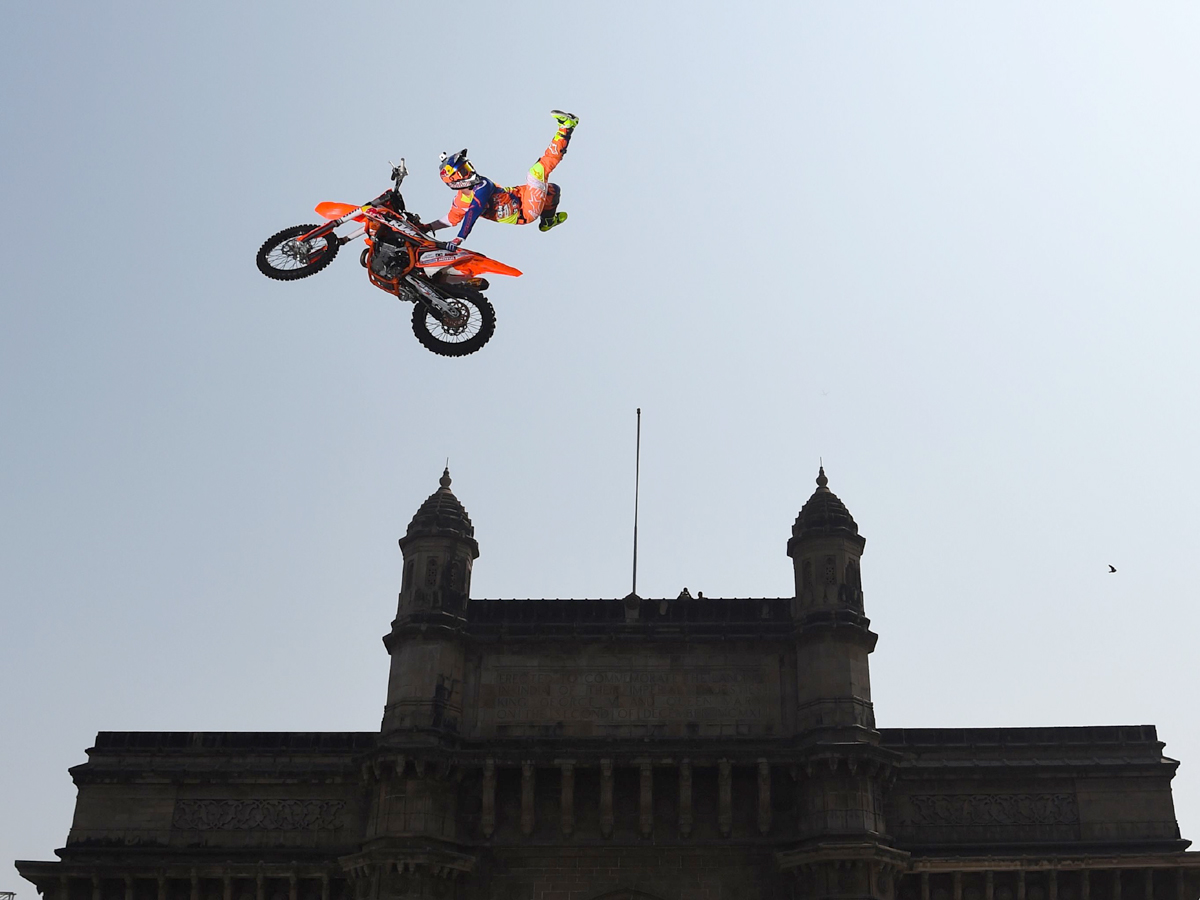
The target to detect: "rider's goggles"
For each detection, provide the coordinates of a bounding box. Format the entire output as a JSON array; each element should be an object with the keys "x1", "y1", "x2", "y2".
[{"x1": 441, "y1": 160, "x2": 475, "y2": 186}]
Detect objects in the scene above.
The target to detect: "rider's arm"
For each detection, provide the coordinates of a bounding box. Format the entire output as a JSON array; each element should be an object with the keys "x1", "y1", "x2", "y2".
[{"x1": 455, "y1": 178, "x2": 496, "y2": 242}]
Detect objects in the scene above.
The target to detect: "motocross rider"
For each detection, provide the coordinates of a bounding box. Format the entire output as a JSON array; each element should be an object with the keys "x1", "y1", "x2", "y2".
[{"x1": 421, "y1": 110, "x2": 579, "y2": 249}]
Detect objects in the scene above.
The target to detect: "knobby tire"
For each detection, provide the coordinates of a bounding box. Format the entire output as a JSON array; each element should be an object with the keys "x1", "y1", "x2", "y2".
[
  {"x1": 256, "y1": 224, "x2": 340, "y2": 281},
  {"x1": 410, "y1": 289, "x2": 496, "y2": 357}
]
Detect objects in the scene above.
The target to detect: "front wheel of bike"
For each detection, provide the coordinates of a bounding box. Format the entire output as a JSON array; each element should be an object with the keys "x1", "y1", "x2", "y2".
[
  {"x1": 410, "y1": 291, "x2": 496, "y2": 357},
  {"x1": 256, "y1": 224, "x2": 340, "y2": 281}
]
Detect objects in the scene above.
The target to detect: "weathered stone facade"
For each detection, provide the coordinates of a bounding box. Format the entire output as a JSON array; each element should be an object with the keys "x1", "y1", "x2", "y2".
[{"x1": 16, "y1": 469, "x2": 1200, "y2": 900}]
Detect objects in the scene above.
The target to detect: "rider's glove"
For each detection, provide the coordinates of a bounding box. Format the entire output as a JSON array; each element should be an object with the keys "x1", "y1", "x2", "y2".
[{"x1": 447, "y1": 237, "x2": 463, "y2": 251}]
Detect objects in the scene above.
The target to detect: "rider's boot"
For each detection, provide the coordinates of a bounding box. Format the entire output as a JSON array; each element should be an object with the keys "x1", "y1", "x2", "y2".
[
  {"x1": 539, "y1": 211, "x2": 568, "y2": 232},
  {"x1": 551, "y1": 109, "x2": 580, "y2": 131}
]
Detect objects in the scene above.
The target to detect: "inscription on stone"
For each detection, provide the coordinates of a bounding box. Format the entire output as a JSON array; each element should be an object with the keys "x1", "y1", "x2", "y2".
[
  {"x1": 172, "y1": 799, "x2": 346, "y2": 831},
  {"x1": 904, "y1": 793, "x2": 1078, "y2": 827},
  {"x1": 477, "y1": 660, "x2": 781, "y2": 736}
]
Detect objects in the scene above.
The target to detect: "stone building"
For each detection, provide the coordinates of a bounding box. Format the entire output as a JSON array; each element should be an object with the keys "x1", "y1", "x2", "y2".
[{"x1": 15, "y1": 469, "x2": 1200, "y2": 900}]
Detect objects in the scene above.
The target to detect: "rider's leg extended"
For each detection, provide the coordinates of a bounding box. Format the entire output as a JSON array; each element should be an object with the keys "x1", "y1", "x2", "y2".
[{"x1": 518, "y1": 117, "x2": 575, "y2": 224}]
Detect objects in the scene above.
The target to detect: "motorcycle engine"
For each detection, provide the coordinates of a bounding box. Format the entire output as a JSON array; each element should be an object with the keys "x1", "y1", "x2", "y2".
[{"x1": 369, "y1": 229, "x2": 410, "y2": 280}]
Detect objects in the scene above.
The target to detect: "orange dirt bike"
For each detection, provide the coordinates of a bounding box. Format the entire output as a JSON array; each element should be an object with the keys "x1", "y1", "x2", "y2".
[{"x1": 255, "y1": 160, "x2": 521, "y2": 357}]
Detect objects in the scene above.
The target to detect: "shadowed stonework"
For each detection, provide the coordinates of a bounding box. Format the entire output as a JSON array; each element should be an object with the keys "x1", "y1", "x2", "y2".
[{"x1": 15, "y1": 469, "x2": 1200, "y2": 900}]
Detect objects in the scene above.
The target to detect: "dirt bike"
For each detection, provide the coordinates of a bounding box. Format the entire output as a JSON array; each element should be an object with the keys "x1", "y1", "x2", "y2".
[{"x1": 255, "y1": 160, "x2": 521, "y2": 357}]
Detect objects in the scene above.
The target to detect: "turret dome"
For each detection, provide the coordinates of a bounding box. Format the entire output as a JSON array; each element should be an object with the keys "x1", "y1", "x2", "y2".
[
  {"x1": 402, "y1": 468, "x2": 475, "y2": 546},
  {"x1": 791, "y1": 467, "x2": 860, "y2": 541}
]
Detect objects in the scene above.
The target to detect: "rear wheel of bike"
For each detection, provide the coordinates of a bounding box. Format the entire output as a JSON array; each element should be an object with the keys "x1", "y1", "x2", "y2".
[
  {"x1": 410, "y1": 290, "x2": 496, "y2": 357},
  {"x1": 256, "y1": 224, "x2": 340, "y2": 281}
]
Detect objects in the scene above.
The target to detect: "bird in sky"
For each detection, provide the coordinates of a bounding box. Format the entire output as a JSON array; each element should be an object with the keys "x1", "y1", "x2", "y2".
[{"x1": 1108, "y1": 565, "x2": 1117, "y2": 573}]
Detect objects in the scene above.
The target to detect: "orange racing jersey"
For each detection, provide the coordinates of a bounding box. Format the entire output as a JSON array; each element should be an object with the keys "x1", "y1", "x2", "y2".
[{"x1": 444, "y1": 177, "x2": 523, "y2": 239}]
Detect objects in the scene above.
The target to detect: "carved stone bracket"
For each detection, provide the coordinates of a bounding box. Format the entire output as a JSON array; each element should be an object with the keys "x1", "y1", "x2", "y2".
[
  {"x1": 340, "y1": 848, "x2": 476, "y2": 900},
  {"x1": 776, "y1": 841, "x2": 911, "y2": 900}
]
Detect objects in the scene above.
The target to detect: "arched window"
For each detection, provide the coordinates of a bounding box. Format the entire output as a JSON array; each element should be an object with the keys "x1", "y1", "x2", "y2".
[
  {"x1": 448, "y1": 558, "x2": 465, "y2": 591},
  {"x1": 824, "y1": 555, "x2": 837, "y2": 585},
  {"x1": 424, "y1": 557, "x2": 439, "y2": 587}
]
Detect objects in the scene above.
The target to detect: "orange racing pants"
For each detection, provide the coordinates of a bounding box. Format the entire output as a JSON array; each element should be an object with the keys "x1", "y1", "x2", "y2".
[{"x1": 514, "y1": 128, "x2": 571, "y2": 223}]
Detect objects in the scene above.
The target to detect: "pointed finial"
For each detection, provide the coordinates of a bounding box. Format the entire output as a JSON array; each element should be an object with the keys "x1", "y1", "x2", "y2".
[
  {"x1": 816, "y1": 466, "x2": 828, "y2": 489},
  {"x1": 440, "y1": 467, "x2": 452, "y2": 489}
]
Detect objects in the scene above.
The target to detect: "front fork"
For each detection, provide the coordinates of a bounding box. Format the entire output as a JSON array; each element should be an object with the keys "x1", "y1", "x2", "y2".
[{"x1": 404, "y1": 274, "x2": 457, "y2": 318}]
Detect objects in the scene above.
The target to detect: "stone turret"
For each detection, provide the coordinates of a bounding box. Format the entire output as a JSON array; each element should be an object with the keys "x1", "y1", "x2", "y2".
[
  {"x1": 778, "y1": 468, "x2": 906, "y2": 900},
  {"x1": 380, "y1": 468, "x2": 477, "y2": 736},
  {"x1": 788, "y1": 466, "x2": 866, "y2": 614},
  {"x1": 355, "y1": 470, "x2": 479, "y2": 897},
  {"x1": 787, "y1": 466, "x2": 875, "y2": 739}
]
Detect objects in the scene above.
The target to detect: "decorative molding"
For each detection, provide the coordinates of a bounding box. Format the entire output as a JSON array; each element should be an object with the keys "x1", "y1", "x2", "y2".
[
  {"x1": 903, "y1": 793, "x2": 1078, "y2": 827},
  {"x1": 172, "y1": 799, "x2": 346, "y2": 831}
]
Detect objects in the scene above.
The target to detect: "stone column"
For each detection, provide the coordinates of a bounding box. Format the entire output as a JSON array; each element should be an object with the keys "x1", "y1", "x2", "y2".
[
  {"x1": 320, "y1": 875, "x2": 329, "y2": 900},
  {"x1": 190, "y1": 871, "x2": 199, "y2": 900},
  {"x1": 1050, "y1": 871, "x2": 1058, "y2": 900},
  {"x1": 158, "y1": 875, "x2": 167, "y2": 900},
  {"x1": 757, "y1": 759, "x2": 772, "y2": 836},
  {"x1": 1114, "y1": 872, "x2": 1122, "y2": 900},
  {"x1": 600, "y1": 759, "x2": 614, "y2": 838},
  {"x1": 679, "y1": 759, "x2": 693, "y2": 838},
  {"x1": 560, "y1": 761, "x2": 575, "y2": 836},
  {"x1": 1018, "y1": 871, "x2": 1026, "y2": 900},
  {"x1": 481, "y1": 759, "x2": 496, "y2": 838},
  {"x1": 255, "y1": 873, "x2": 264, "y2": 900},
  {"x1": 1144, "y1": 870, "x2": 1154, "y2": 900},
  {"x1": 921, "y1": 873, "x2": 930, "y2": 900},
  {"x1": 126, "y1": 876, "x2": 135, "y2": 900},
  {"x1": 92, "y1": 876, "x2": 101, "y2": 900},
  {"x1": 520, "y1": 762, "x2": 535, "y2": 837},
  {"x1": 1177, "y1": 870, "x2": 1186, "y2": 900},
  {"x1": 288, "y1": 873, "x2": 297, "y2": 900},
  {"x1": 986, "y1": 872, "x2": 995, "y2": 900},
  {"x1": 222, "y1": 876, "x2": 232, "y2": 900},
  {"x1": 639, "y1": 761, "x2": 653, "y2": 837},
  {"x1": 1081, "y1": 872, "x2": 1090, "y2": 900},
  {"x1": 718, "y1": 759, "x2": 733, "y2": 838},
  {"x1": 954, "y1": 873, "x2": 963, "y2": 900}
]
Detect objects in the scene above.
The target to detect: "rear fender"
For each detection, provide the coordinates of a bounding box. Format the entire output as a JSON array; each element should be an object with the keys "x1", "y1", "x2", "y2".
[{"x1": 449, "y1": 254, "x2": 523, "y2": 278}]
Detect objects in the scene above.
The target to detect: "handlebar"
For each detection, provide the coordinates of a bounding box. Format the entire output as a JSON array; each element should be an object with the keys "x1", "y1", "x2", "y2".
[{"x1": 389, "y1": 157, "x2": 408, "y2": 186}]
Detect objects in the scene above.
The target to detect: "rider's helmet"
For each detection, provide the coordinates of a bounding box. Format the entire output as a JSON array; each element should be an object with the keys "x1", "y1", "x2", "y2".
[{"x1": 439, "y1": 149, "x2": 482, "y2": 190}]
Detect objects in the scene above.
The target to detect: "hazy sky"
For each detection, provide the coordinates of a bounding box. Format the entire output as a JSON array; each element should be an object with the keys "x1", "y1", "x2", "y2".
[{"x1": 3, "y1": 2, "x2": 1199, "y2": 885}]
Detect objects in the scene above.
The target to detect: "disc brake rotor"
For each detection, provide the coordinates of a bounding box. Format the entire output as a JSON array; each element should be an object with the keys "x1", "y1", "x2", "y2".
[
  {"x1": 439, "y1": 300, "x2": 470, "y2": 334},
  {"x1": 282, "y1": 239, "x2": 312, "y2": 264}
]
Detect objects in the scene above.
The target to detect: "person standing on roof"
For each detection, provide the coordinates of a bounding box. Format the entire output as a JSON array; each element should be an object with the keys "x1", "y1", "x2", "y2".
[{"x1": 421, "y1": 110, "x2": 579, "y2": 249}]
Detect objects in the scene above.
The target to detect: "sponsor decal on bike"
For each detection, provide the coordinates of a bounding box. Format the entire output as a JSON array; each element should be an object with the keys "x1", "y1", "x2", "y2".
[{"x1": 419, "y1": 250, "x2": 469, "y2": 266}]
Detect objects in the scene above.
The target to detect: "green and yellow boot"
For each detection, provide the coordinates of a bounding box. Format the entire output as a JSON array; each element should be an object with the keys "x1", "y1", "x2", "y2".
[
  {"x1": 551, "y1": 109, "x2": 580, "y2": 130},
  {"x1": 539, "y1": 211, "x2": 568, "y2": 232}
]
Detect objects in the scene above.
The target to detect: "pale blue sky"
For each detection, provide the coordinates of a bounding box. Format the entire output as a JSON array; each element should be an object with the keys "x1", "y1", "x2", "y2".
[{"x1": 3, "y1": 2, "x2": 1200, "y2": 882}]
